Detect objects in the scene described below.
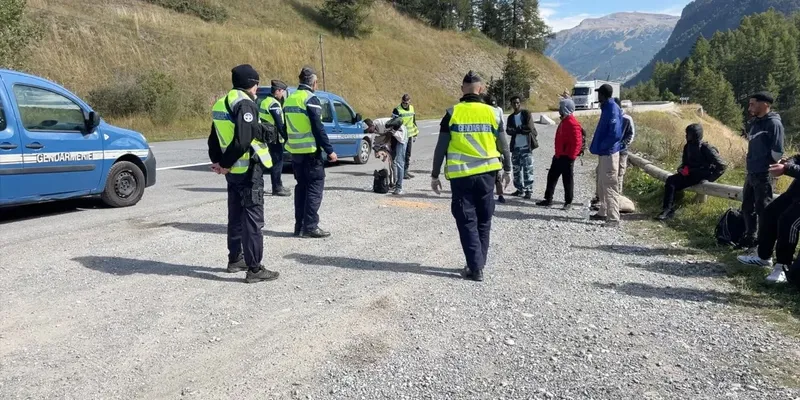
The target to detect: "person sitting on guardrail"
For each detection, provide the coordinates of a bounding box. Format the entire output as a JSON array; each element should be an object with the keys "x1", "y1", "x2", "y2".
[
  {"x1": 655, "y1": 123, "x2": 726, "y2": 221},
  {"x1": 737, "y1": 154, "x2": 800, "y2": 283}
]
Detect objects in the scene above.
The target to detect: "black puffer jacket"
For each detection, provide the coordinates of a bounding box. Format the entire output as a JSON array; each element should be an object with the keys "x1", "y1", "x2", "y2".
[{"x1": 680, "y1": 126, "x2": 727, "y2": 182}]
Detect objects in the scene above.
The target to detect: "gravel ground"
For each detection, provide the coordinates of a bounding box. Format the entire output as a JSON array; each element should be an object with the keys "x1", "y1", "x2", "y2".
[{"x1": 1, "y1": 122, "x2": 799, "y2": 400}]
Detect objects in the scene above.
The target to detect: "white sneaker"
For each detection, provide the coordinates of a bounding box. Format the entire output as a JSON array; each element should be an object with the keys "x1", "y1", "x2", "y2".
[
  {"x1": 737, "y1": 255, "x2": 773, "y2": 268},
  {"x1": 766, "y1": 264, "x2": 787, "y2": 283}
]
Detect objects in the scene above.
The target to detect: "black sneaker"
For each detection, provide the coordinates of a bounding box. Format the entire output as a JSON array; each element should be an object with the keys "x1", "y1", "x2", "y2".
[
  {"x1": 497, "y1": 196, "x2": 506, "y2": 204},
  {"x1": 524, "y1": 191, "x2": 532, "y2": 200},
  {"x1": 654, "y1": 209, "x2": 675, "y2": 221},
  {"x1": 273, "y1": 188, "x2": 291, "y2": 197},
  {"x1": 245, "y1": 266, "x2": 280, "y2": 283},
  {"x1": 590, "y1": 214, "x2": 607, "y2": 221},
  {"x1": 304, "y1": 227, "x2": 331, "y2": 239},
  {"x1": 536, "y1": 199, "x2": 552, "y2": 207},
  {"x1": 511, "y1": 190, "x2": 524, "y2": 197},
  {"x1": 226, "y1": 256, "x2": 247, "y2": 273},
  {"x1": 735, "y1": 237, "x2": 756, "y2": 250}
]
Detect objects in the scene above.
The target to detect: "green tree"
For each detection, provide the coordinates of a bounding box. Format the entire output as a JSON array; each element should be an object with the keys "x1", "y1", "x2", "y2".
[
  {"x1": 0, "y1": 0, "x2": 41, "y2": 69},
  {"x1": 487, "y1": 49, "x2": 537, "y2": 107},
  {"x1": 321, "y1": 0, "x2": 376, "y2": 38},
  {"x1": 689, "y1": 66, "x2": 742, "y2": 129},
  {"x1": 623, "y1": 81, "x2": 659, "y2": 101}
]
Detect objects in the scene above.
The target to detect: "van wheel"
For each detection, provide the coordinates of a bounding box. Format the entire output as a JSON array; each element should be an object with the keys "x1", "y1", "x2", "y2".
[
  {"x1": 354, "y1": 139, "x2": 371, "y2": 164},
  {"x1": 101, "y1": 161, "x2": 146, "y2": 208}
]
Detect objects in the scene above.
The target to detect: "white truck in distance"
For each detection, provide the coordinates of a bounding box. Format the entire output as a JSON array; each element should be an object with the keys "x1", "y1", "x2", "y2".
[{"x1": 571, "y1": 80, "x2": 621, "y2": 110}]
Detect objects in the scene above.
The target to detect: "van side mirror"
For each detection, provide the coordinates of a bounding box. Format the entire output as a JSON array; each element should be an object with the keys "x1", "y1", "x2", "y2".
[
  {"x1": 353, "y1": 113, "x2": 362, "y2": 124},
  {"x1": 85, "y1": 111, "x2": 100, "y2": 133}
]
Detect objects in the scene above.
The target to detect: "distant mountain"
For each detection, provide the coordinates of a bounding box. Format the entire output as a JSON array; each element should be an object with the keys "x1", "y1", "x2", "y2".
[
  {"x1": 545, "y1": 12, "x2": 678, "y2": 83},
  {"x1": 627, "y1": 0, "x2": 800, "y2": 86}
]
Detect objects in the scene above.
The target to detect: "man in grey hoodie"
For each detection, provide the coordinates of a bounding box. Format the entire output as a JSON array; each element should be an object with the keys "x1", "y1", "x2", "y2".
[{"x1": 739, "y1": 91, "x2": 785, "y2": 249}]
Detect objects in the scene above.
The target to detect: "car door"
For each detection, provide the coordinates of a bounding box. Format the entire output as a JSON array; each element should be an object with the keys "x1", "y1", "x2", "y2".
[
  {"x1": 4, "y1": 81, "x2": 103, "y2": 197},
  {"x1": 0, "y1": 89, "x2": 22, "y2": 202},
  {"x1": 332, "y1": 100, "x2": 362, "y2": 157},
  {"x1": 316, "y1": 95, "x2": 337, "y2": 157}
]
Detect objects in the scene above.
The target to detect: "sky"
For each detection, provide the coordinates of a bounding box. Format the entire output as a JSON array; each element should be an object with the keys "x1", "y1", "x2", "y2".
[{"x1": 541, "y1": 0, "x2": 694, "y2": 32}]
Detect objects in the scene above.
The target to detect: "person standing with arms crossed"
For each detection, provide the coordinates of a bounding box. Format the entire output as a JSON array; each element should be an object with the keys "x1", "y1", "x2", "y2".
[
  {"x1": 431, "y1": 71, "x2": 512, "y2": 282},
  {"x1": 208, "y1": 64, "x2": 280, "y2": 283},
  {"x1": 589, "y1": 84, "x2": 623, "y2": 227},
  {"x1": 284, "y1": 67, "x2": 337, "y2": 239},
  {"x1": 393, "y1": 94, "x2": 419, "y2": 180},
  {"x1": 259, "y1": 80, "x2": 290, "y2": 196}
]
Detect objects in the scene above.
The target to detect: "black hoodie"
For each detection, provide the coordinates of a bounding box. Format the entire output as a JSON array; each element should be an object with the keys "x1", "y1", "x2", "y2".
[
  {"x1": 680, "y1": 126, "x2": 727, "y2": 182},
  {"x1": 746, "y1": 112, "x2": 784, "y2": 174}
]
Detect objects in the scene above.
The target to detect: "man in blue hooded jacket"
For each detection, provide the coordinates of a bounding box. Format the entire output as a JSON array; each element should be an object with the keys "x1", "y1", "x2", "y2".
[{"x1": 589, "y1": 84, "x2": 623, "y2": 227}]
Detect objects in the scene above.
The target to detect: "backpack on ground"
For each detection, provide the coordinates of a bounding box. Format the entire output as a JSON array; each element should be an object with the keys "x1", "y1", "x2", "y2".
[
  {"x1": 373, "y1": 168, "x2": 390, "y2": 194},
  {"x1": 715, "y1": 208, "x2": 745, "y2": 246},
  {"x1": 784, "y1": 260, "x2": 800, "y2": 289}
]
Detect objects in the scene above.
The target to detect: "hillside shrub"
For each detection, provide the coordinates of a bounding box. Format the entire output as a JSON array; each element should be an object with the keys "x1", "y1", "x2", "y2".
[
  {"x1": 0, "y1": 0, "x2": 43, "y2": 69},
  {"x1": 321, "y1": 0, "x2": 375, "y2": 38},
  {"x1": 88, "y1": 71, "x2": 181, "y2": 126},
  {"x1": 143, "y1": 0, "x2": 228, "y2": 23}
]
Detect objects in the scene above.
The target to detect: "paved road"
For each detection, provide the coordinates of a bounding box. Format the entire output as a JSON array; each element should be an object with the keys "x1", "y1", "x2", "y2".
[{"x1": 2, "y1": 109, "x2": 798, "y2": 399}]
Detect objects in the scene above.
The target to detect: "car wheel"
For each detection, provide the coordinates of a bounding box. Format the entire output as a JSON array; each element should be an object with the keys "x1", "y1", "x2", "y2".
[
  {"x1": 354, "y1": 138, "x2": 371, "y2": 164},
  {"x1": 101, "y1": 161, "x2": 146, "y2": 208}
]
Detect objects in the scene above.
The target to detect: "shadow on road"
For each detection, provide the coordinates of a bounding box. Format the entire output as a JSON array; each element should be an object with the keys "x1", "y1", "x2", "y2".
[
  {"x1": 182, "y1": 187, "x2": 227, "y2": 193},
  {"x1": 0, "y1": 198, "x2": 103, "y2": 223},
  {"x1": 593, "y1": 282, "x2": 765, "y2": 308},
  {"x1": 625, "y1": 261, "x2": 727, "y2": 278},
  {"x1": 73, "y1": 256, "x2": 241, "y2": 283},
  {"x1": 284, "y1": 253, "x2": 462, "y2": 279},
  {"x1": 328, "y1": 170, "x2": 373, "y2": 177},
  {"x1": 572, "y1": 244, "x2": 703, "y2": 257},
  {"x1": 324, "y1": 186, "x2": 451, "y2": 200},
  {"x1": 493, "y1": 210, "x2": 592, "y2": 225},
  {"x1": 159, "y1": 222, "x2": 295, "y2": 238}
]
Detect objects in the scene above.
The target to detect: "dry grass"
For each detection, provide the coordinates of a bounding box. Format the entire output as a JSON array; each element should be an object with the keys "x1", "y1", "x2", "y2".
[{"x1": 21, "y1": 0, "x2": 573, "y2": 141}]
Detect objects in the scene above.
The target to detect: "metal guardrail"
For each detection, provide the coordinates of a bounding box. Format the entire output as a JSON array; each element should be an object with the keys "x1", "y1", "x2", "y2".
[{"x1": 627, "y1": 153, "x2": 744, "y2": 201}]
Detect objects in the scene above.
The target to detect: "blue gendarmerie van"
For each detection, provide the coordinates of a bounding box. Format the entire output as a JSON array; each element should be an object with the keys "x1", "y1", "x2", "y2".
[{"x1": 0, "y1": 69, "x2": 156, "y2": 208}]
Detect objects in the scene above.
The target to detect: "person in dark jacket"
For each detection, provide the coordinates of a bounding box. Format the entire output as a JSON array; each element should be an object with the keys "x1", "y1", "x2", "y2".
[
  {"x1": 738, "y1": 154, "x2": 800, "y2": 284},
  {"x1": 655, "y1": 123, "x2": 726, "y2": 221},
  {"x1": 259, "y1": 80, "x2": 289, "y2": 196},
  {"x1": 589, "y1": 84, "x2": 623, "y2": 227},
  {"x1": 537, "y1": 98, "x2": 582, "y2": 209},
  {"x1": 506, "y1": 96, "x2": 538, "y2": 199},
  {"x1": 738, "y1": 91, "x2": 785, "y2": 249}
]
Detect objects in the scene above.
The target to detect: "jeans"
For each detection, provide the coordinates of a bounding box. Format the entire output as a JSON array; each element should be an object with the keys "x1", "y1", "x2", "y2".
[
  {"x1": 757, "y1": 193, "x2": 800, "y2": 265},
  {"x1": 597, "y1": 154, "x2": 621, "y2": 222},
  {"x1": 393, "y1": 141, "x2": 407, "y2": 190},
  {"x1": 543, "y1": 156, "x2": 575, "y2": 204},
  {"x1": 742, "y1": 172, "x2": 774, "y2": 240},
  {"x1": 512, "y1": 148, "x2": 534, "y2": 192}
]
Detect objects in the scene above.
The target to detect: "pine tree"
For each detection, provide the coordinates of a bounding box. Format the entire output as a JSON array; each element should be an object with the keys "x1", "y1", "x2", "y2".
[
  {"x1": 487, "y1": 49, "x2": 537, "y2": 107},
  {"x1": 321, "y1": 0, "x2": 376, "y2": 38}
]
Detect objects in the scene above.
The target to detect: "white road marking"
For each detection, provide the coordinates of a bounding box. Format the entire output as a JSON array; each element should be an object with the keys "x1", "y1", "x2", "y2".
[{"x1": 156, "y1": 162, "x2": 211, "y2": 171}]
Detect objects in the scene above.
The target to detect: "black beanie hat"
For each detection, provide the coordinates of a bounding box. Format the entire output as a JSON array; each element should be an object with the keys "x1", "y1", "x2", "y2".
[{"x1": 231, "y1": 64, "x2": 260, "y2": 89}]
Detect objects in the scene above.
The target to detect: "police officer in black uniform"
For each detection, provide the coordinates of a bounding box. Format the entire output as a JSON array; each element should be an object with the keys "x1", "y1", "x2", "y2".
[{"x1": 208, "y1": 64, "x2": 280, "y2": 283}]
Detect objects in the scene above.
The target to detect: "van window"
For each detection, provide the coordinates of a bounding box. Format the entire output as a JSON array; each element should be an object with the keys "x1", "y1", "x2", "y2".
[
  {"x1": 13, "y1": 85, "x2": 85, "y2": 132},
  {"x1": 0, "y1": 104, "x2": 6, "y2": 131},
  {"x1": 333, "y1": 101, "x2": 354, "y2": 124},
  {"x1": 319, "y1": 97, "x2": 333, "y2": 123},
  {"x1": 572, "y1": 87, "x2": 591, "y2": 96}
]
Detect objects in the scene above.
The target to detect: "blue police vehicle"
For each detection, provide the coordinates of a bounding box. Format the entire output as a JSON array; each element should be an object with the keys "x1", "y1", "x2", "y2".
[
  {"x1": 256, "y1": 87, "x2": 372, "y2": 165},
  {"x1": 0, "y1": 69, "x2": 156, "y2": 208}
]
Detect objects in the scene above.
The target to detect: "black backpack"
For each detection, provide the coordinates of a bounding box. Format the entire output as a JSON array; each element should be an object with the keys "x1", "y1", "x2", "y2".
[
  {"x1": 373, "y1": 168, "x2": 390, "y2": 194},
  {"x1": 715, "y1": 208, "x2": 745, "y2": 246},
  {"x1": 785, "y1": 261, "x2": 800, "y2": 289},
  {"x1": 578, "y1": 127, "x2": 588, "y2": 156}
]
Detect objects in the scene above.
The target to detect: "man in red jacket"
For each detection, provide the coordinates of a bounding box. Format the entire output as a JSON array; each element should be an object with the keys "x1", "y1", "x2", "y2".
[{"x1": 537, "y1": 98, "x2": 582, "y2": 209}]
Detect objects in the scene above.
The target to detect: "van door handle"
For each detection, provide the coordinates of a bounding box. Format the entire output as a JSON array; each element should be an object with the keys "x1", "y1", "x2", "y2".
[
  {"x1": 26, "y1": 142, "x2": 44, "y2": 150},
  {"x1": 0, "y1": 142, "x2": 18, "y2": 150}
]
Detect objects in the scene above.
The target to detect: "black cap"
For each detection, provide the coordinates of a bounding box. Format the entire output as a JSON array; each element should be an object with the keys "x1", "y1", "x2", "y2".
[
  {"x1": 462, "y1": 70, "x2": 482, "y2": 84},
  {"x1": 231, "y1": 64, "x2": 260, "y2": 89},
  {"x1": 750, "y1": 91, "x2": 774, "y2": 104},
  {"x1": 595, "y1": 83, "x2": 613, "y2": 97},
  {"x1": 271, "y1": 80, "x2": 287, "y2": 90},
  {"x1": 299, "y1": 66, "x2": 316, "y2": 81}
]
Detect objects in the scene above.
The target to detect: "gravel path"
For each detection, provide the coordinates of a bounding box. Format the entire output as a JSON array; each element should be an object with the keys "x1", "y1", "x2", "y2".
[{"x1": 1, "y1": 123, "x2": 799, "y2": 400}]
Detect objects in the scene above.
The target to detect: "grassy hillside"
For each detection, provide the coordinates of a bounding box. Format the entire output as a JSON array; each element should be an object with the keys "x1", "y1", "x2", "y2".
[{"x1": 21, "y1": 0, "x2": 573, "y2": 141}]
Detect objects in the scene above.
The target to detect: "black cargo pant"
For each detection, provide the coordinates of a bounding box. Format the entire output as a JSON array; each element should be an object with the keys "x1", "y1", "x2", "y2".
[
  {"x1": 757, "y1": 192, "x2": 800, "y2": 265},
  {"x1": 742, "y1": 172, "x2": 774, "y2": 241},
  {"x1": 404, "y1": 136, "x2": 414, "y2": 175},
  {"x1": 226, "y1": 168, "x2": 265, "y2": 269},
  {"x1": 662, "y1": 173, "x2": 707, "y2": 210},
  {"x1": 543, "y1": 156, "x2": 575, "y2": 204},
  {"x1": 268, "y1": 142, "x2": 284, "y2": 192},
  {"x1": 451, "y1": 172, "x2": 496, "y2": 273},
  {"x1": 292, "y1": 154, "x2": 325, "y2": 232}
]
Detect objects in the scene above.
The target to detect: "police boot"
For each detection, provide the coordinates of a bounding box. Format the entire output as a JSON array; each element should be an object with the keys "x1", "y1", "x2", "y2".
[
  {"x1": 273, "y1": 188, "x2": 291, "y2": 197},
  {"x1": 304, "y1": 227, "x2": 331, "y2": 239},
  {"x1": 459, "y1": 267, "x2": 484, "y2": 282},
  {"x1": 226, "y1": 255, "x2": 247, "y2": 273},
  {"x1": 245, "y1": 266, "x2": 280, "y2": 283}
]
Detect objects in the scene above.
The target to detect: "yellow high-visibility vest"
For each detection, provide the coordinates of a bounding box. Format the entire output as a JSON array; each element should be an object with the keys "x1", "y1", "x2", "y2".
[
  {"x1": 283, "y1": 90, "x2": 317, "y2": 154},
  {"x1": 259, "y1": 96, "x2": 285, "y2": 144},
  {"x1": 445, "y1": 102, "x2": 502, "y2": 180},
  {"x1": 396, "y1": 104, "x2": 419, "y2": 137},
  {"x1": 212, "y1": 89, "x2": 273, "y2": 173}
]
